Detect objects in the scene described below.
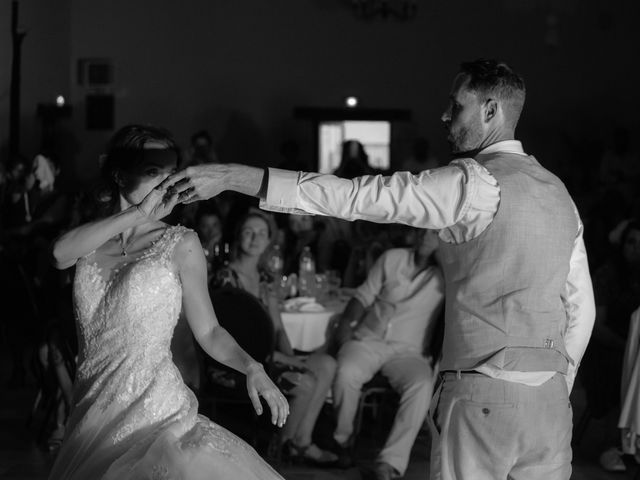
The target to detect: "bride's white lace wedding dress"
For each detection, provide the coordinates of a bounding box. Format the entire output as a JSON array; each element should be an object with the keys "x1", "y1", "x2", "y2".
[{"x1": 49, "y1": 225, "x2": 284, "y2": 480}]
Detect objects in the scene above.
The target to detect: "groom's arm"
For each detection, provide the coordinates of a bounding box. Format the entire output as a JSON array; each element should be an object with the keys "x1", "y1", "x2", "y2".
[
  {"x1": 165, "y1": 161, "x2": 474, "y2": 230},
  {"x1": 262, "y1": 162, "x2": 479, "y2": 230}
]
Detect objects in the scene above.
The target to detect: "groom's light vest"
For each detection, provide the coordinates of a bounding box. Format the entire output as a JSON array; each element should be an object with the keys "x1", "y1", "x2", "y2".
[{"x1": 438, "y1": 153, "x2": 578, "y2": 373}]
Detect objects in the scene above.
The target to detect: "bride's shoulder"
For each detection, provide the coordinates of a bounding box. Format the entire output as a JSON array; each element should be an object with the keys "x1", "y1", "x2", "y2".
[{"x1": 168, "y1": 226, "x2": 203, "y2": 262}]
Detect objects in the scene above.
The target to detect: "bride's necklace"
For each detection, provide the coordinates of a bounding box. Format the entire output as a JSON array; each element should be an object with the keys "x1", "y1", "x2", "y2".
[
  {"x1": 118, "y1": 229, "x2": 163, "y2": 257},
  {"x1": 119, "y1": 233, "x2": 133, "y2": 257}
]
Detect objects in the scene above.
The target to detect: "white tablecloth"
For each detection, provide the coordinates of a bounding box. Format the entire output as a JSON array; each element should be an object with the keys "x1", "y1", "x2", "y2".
[{"x1": 280, "y1": 298, "x2": 347, "y2": 352}]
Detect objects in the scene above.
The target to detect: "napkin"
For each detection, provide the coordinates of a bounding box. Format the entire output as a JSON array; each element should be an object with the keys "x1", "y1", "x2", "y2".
[{"x1": 283, "y1": 297, "x2": 325, "y2": 312}]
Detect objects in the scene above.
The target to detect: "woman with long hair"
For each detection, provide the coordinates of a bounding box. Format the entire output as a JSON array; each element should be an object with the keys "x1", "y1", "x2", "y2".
[{"x1": 215, "y1": 212, "x2": 338, "y2": 465}]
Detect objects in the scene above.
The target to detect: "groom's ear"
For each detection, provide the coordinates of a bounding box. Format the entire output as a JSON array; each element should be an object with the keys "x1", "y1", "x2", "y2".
[{"x1": 483, "y1": 98, "x2": 498, "y2": 123}]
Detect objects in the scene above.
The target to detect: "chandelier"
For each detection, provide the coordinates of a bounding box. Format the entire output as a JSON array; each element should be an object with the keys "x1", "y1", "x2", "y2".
[{"x1": 351, "y1": 0, "x2": 417, "y2": 20}]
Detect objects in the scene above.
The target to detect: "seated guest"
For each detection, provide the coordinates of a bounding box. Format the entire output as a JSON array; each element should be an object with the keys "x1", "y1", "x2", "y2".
[
  {"x1": 194, "y1": 203, "x2": 224, "y2": 281},
  {"x1": 278, "y1": 213, "x2": 326, "y2": 274},
  {"x1": 332, "y1": 229, "x2": 445, "y2": 479},
  {"x1": 619, "y1": 306, "x2": 640, "y2": 460},
  {"x1": 1, "y1": 154, "x2": 69, "y2": 387},
  {"x1": 341, "y1": 220, "x2": 394, "y2": 288},
  {"x1": 581, "y1": 218, "x2": 640, "y2": 472},
  {"x1": 214, "y1": 212, "x2": 338, "y2": 465}
]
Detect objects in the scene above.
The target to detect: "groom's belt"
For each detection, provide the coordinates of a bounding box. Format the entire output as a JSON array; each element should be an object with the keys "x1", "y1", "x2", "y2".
[{"x1": 441, "y1": 370, "x2": 486, "y2": 379}]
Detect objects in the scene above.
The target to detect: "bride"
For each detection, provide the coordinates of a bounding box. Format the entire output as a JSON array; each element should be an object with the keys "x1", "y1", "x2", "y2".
[{"x1": 48, "y1": 125, "x2": 289, "y2": 480}]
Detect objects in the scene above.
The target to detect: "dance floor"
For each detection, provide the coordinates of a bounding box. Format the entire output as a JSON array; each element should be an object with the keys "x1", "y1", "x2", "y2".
[{"x1": 0, "y1": 355, "x2": 637, "y2": 480}]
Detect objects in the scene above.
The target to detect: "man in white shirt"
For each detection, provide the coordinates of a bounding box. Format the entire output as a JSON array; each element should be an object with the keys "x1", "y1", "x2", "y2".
[
  {"x1": 165, "y1": 59, "x2": 595, "y2": 480},
  {"x1": 332, "y1": 229, "x2": 444, "y2": 478}
]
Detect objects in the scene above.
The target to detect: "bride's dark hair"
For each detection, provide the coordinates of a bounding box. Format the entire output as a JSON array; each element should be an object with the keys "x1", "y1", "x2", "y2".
[{"x1": 94, "y1": 124, "x2": 181, "y2": 217}]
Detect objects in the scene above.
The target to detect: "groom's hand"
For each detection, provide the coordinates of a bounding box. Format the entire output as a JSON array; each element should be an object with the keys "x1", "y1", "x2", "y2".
[
  {"x1": 160, "y1": 164, "x2": 265, "y2": 204},
  {"x1": 159, "y1": 164, "x2": 227, "y2": 204}
]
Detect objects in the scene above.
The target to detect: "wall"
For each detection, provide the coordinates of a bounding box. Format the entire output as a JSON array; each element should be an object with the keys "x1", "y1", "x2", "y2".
[
  {"x1": 0, "y1": 0, "x2": 71, "y2": 164},
  {"x1": 1, "y1": 0, "x2": 638, "y2": 186}
]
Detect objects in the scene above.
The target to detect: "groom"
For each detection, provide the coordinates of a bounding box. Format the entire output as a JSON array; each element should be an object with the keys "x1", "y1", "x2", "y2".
[{"x1": 164, "y1": 59, "x2": 594, "y2": 480}]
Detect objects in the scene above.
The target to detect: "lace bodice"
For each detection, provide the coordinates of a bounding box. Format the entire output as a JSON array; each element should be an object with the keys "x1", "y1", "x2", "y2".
[{"x1": 74, "y1": 226, "x2": 185, "y2": 377}]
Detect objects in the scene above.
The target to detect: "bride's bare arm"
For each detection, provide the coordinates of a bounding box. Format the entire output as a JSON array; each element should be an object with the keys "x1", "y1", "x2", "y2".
[
  {"x1": 52, "y1": 186, "x2": 179, "y2": 270},
  {"x1": 52, "y1": 206, "x2": 145, "y2": 269},
  {"x1": 176, "y1": 232, "x2": 289, "y2": 426}
]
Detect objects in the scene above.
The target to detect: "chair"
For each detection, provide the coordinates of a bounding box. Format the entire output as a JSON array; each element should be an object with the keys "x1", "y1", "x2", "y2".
[
  {"x1": 28, "y1": 335, "x2": 77, "y2": 445},
  {"x1": 351, "y1": 373, "x2": 399, "y2": 452},
  {"x1": 197, "y1": 286, "x2": 276, "y2": 450},
  {"x1": 349, "y1": 308, "x2": 444, "y2": 452}
]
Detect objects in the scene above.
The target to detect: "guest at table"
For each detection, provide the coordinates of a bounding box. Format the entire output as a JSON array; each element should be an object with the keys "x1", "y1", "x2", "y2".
[
  {"x1": 214, "y1": 212, "x2": 338, "y2": 465},
  {"x1": 194, "y1": 203, "x2": 224, "y2": 281},
  {"x1": 581, "y1": 218, "x2": 640, "y2": 471},
  {"x1": 332, "y1": 228, "x2": 445, "y2": 479},
  {"x1": 277, "y1": 213, "x2": 328, "y2": 275}
]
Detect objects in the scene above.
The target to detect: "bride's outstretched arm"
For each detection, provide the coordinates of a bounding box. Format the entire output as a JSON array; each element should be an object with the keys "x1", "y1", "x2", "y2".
[
  {"x1": 52, "y1": 185, "x2": 179, "y2": 269},
  {"x1": 176, "y1": 232, "x2": 289, "y2": 427}
]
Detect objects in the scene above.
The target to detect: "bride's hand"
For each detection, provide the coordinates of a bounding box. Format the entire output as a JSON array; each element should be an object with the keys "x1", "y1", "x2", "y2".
[
  {"x1": 245, "y1": 363, "x2": 289, "y2": 427},
  {"x1": 136, "y1": 185, "x2": 181, "y2": 221}
]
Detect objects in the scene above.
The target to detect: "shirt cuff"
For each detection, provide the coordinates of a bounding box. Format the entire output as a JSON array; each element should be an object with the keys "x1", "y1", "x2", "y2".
[
  {"x1": 259, "y1": 168, "x2": 310, "y2": 215},
  {"x1": 257, "y1": 167, "x2": 269, "y2": 200}
]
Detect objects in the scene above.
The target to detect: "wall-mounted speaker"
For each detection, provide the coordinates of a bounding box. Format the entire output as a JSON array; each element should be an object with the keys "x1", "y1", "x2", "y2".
[{"x1": 77, "y1": 58, "x2": 114, "y2": 88}]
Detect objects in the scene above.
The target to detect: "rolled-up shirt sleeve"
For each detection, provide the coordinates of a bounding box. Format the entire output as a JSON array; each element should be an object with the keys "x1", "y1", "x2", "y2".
[{"x1": 260, "y1": 162, "x2": 477, "y2": 230}]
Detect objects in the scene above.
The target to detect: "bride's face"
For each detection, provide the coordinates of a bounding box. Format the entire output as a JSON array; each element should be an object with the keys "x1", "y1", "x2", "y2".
[{"x1": 119, "y1": 141, "x2": 178, "y2": 206}]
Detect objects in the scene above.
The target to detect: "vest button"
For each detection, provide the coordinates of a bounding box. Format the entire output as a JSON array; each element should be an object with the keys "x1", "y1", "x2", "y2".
[{"x1": 482, "y1": 408, "x2": 490, "y2": 415}]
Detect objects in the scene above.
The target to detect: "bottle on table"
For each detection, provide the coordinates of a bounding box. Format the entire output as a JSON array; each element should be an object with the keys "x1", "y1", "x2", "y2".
[
  {"x1": 267, "y1": 244, "x2": 284, "y2": 277},
  {"x1": 222, "y1": 242, "x2": 230, "y2": 268},
  {"x1": 298, "y1": 246, "x2": 316, "y2": 297}
]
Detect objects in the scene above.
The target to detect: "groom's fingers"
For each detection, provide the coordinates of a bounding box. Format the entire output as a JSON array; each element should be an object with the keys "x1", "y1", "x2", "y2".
[
  {"x1": 171, "y1": 178, "x2": 194, "y2": 195},
  {"x1": 178, "y1": 188, "x2": 195, "y2": 203},
  {"x1": 164, "y1": 190, "x2": 181, "y2": 211},
  {"x1": 158, "y1": 170, "x2": 187, "y2": 190}
]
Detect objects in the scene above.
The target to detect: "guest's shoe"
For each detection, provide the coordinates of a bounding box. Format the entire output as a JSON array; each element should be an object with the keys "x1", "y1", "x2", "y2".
[
  {"x1": 599, "y1": 447, "x2": 626, "y2": 472},
  {"x1": 372, "y1": 461, "x2": 401, "y2": 480},
  {"x1": 325, "y1": 438, "x2": 354, "y2": 469},
  {"x1": 283, "y1": 440, "x2": 339, "y2": 467}
]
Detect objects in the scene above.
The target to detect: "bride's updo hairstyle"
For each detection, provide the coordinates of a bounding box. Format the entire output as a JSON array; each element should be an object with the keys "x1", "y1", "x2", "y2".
[{"x1": 96, "y1": 124, "x2": 181, "y2": 217}]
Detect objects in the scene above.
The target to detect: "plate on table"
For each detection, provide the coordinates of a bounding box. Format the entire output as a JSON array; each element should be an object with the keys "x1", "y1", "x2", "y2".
[{"x1": 283, "y1": 297, "x2": 325, "y2": 313}]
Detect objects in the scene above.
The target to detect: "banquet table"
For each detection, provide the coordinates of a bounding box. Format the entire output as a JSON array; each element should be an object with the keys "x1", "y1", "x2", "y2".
[{"x1": 280, "y1": 297, "x2": 348, "y2": 352}]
